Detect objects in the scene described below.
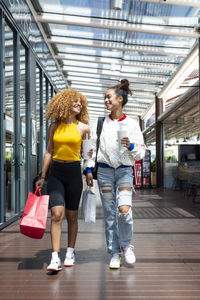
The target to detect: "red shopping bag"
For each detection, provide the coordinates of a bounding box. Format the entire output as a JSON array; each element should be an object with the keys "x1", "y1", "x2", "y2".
[{"x1": 20, "y1": 187, "x2": 49, "y2": 239}]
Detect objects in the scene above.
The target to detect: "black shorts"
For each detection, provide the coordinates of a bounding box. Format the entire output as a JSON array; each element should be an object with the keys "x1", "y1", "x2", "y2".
[{"x1": 47, "y1": 161, "x2": 83, "y2": 210}]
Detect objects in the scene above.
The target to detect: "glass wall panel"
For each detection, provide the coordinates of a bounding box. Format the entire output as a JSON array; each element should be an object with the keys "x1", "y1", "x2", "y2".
[
  {"x1": 163, "y1": 117, "x2": 200, "y2": 189},
  {"x1": 163, "y1": 122, "x2": 180, "y2": 189},
  {"x1": 19, "y1": 42, "x2": 26, "y2": 211},
  {"x1": 46, "y1": 80, "x2": 51, "y2": 132},
  {"x1": 4, "y1": 21, "x2": 15, "y2": 220},
  {"x1": 36, "y1": 66, "x2": 40, "y2": 173},
  {"x1": 144, "y1": 126, "x2": 156, "y2": 186},
  {"x1": 43, "y1": 75, "x2": 47, "y2": 153}
]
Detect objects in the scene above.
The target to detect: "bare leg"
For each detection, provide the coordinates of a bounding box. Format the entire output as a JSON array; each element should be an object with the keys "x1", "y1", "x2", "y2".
[
  {"x1": 118, "y1": 185, "x2": 132, "y2": 214},
  {"x1": 65, "y1": 209, "x2": 79, "y2": 248},
  {"x1": 50, "y1": 206, "x2": 65, "y2": 252}
]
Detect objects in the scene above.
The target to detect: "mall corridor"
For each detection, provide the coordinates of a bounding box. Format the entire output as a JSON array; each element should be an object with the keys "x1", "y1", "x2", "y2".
[{"x1": 0, "y1": 188, "x2": 200, "y2": 300}]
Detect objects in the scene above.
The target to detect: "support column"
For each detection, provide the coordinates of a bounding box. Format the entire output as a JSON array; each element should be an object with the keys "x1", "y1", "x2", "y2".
[
  {"x1": 155, "y1": 94, "x2": 163, "y2": 187},
  {"x1": 39, "y1": 69, "x2": 44, "y2": 170},
  {"x1": 139, "y1": 116, "x2": 144, "y2": 132},
  {"x1": 0, "y1": 9, "x2": 5, "y2": 224},
  {"x1": 25, "y1": 48, "x2": 31, "y2": 198},
  {"x1": 14, "y1": 31, "x2": 20, "y2": 214},
  {"x1": 199, "y1": 38, "x2": 200, "y2": 131},
  {"x1": 45, "y1": 78, "x2": 49, "y2": 142}
]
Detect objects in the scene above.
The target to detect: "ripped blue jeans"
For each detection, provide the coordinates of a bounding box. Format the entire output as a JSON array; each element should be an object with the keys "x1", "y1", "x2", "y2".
[{"x1": 97, "y1": 166, "x2": 134, "y2": 254}]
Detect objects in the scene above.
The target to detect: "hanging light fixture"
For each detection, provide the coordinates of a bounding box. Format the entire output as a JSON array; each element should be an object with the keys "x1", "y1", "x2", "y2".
[{"x1": 113, "y1": 0, "x2": 123, "y2": 10}]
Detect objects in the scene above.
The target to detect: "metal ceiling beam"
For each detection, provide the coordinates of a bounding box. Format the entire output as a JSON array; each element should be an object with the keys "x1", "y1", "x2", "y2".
[
  {"x1": 49, "y1": 29, "x2": 193, "y2": 50},
  {"x1": 48, "y1": 17, "x2": 198, "y2": 30},
  {"x1": 86, "y1": 99, "x2": 148, "y2": 108},
  {"x1": 37, "y1": 13, "x2": 200, "y2": 39},
  {"x1": 48, "y1": 37, "x2": 188, "y2": 57},
  {"x1": 67, "y1": 76, "x2": 163, "y2": 88},
  {"x1": 62, "y1": 67, "x2": 169, "y2": 82},
  {"x1": 137, "y1": 0, "x2": 200, "y2": 8},
  {"x1": 58, "y1": 55, "x2": 175, "y2": 71},
  {"x1": 87, "y1": 107, "x2": 144, "y2": 116},
  {"x1": 56, "y1": 49, "x2": 180, "y2": 64},
  {"x1": 62, "y1": 63, "x2": 171, "y2": 77},
  {"x1": 67, "y1": 77, "x2": 164, "y2": 93},
  {"x1": 72, "y1": 85, "x2": 155, "y2": 98},
  {"x1": 158, "y1": 82, "x2": 199, "y2": 122},
  {"x1": 158, "y1": 43, "x2": 199, "y2": 100},
  {"x1": 40, "y1": 4, "x2": 200, "y2": 22},
  {"x1": 87, "y1": 103, "x2": 147, "y2": 111},
  {"x1": 50, "y1": 31, "x2": 193, "y2": 50},
  {"x1": 26, "y1": 0, "x2": 67, "y2": 87}
]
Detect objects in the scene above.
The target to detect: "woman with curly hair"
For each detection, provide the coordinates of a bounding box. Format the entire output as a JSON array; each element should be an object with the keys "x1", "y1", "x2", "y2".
[
  {"x1": 36, "y1": 88, "x2": 90, "y2": 272},
  {"x1": 85, "y1": 79, "x2": 145, "y2": 269}
]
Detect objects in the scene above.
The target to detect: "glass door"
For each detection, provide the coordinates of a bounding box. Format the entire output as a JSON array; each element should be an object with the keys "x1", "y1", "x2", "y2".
[
  {"x1": 4, "y1": 21, "x2": 15, "y2": 220},
  {"x1": 4, "y1": 22, "x2": 28, "y2": 219}
]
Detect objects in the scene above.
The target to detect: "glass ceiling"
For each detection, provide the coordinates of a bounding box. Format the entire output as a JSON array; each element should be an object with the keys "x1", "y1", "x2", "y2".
[{"x1": 4, "y1": 0, "x2": 200, "y2": 123}]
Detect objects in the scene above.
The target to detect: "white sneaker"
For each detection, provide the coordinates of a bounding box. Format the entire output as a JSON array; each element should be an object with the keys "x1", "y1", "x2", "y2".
[
  {"x1": 109, "y1": 253, "x2": 121, "y2": 269},
  {"x1": 122, "y1": 245, "x2": 136, "y2": 264},
  {"x1": 64, "y1": 250, "x2": 75, "y2": 267},
  {"x1": 47, "y1": 253, "x2": 62, "y2": 271}
]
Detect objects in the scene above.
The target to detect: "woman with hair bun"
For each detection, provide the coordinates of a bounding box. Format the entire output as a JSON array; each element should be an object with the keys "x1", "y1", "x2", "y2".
[
  {"x1": 85, "y1": 79, "x2": 145, "y2": 269},
  {"x1": 36, "y1": 88, "x2": 90, "y2": 272}
]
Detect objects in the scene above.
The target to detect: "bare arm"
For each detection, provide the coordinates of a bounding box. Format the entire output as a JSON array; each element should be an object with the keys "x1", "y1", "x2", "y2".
[
  {"x1": 82, "y1": 124, "x2": 90, "y2": 140},
  {"x1": 40, "y1": 152, "x2": 52, "y2": 179},
  {"x1": 36, "y1": 122, "x2": 58, "y2": 188}
]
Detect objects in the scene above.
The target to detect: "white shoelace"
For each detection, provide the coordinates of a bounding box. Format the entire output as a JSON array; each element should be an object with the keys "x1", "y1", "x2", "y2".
[
  {"x1": 111, "y1": 253, "x2": 121, "y2": 261},
  {"x1": 50, "y1": 258, "x2": 60, "y2": 265},
  {"x1": 66, "y1": 252, "x2": 74, "y2": 259},
  {"x1": 124, "y1": 245, "x2": 134, "y2": 255}
]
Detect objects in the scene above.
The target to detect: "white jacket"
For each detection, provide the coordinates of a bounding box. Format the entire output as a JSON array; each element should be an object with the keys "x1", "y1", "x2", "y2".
[{"x1": 86, "y1": 114, "x2": 146, "y2": 169}]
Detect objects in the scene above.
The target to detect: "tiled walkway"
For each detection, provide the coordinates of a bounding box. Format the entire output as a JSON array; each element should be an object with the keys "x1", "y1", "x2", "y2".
[{"x1": 0, "y1": 188, "x2": 200, "y2": 299}]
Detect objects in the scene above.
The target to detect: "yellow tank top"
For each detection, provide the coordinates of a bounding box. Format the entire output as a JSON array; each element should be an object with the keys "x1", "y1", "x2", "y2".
[{"x1": 53, "y1": 120, "x2": 82, "y2": 161}]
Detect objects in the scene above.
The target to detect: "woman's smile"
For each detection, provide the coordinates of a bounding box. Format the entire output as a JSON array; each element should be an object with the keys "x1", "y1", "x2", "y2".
[
  {"x1": 105, "y1": 101, "x2": 112, "y2": 109},
  {"x1": 71, "y1": 99, "x2": 82, "y2": 113},
  {"x1": 73, "y1": 104, "x2": 81, "y2": 112}
]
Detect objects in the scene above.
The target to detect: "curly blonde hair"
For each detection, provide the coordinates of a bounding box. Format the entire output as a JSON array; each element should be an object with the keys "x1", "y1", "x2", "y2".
[{"x1": 46, "y1": 88, "x2": 89, "y2": 124}]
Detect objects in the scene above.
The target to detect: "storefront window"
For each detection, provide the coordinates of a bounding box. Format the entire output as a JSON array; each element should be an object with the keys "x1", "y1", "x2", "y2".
[{"x1": 164, "y1": 124, "x2": 182, "y2": 189}]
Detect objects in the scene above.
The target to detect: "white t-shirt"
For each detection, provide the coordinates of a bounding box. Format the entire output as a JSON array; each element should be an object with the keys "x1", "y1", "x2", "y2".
[{"x1": 86, "y1": 114, "x2": 146, "y2": 169}]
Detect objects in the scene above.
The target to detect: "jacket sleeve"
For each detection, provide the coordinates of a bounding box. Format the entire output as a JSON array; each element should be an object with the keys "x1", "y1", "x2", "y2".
[
  {"x1": 126, "y1": 120, "x2": 146, "y2": 161},
  {"x1": 83, "y1": 119, "x2": 97, "y2": 169}
]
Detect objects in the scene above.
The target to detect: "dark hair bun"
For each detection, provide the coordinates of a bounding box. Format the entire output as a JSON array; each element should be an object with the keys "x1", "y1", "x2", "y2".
[{"x1": 120, "y1": 79, "x2": 132, "y2": 95}]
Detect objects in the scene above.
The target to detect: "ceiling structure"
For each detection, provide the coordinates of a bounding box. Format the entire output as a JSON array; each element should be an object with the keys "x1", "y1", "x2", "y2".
[
  {"x1": 144, "y1": 81, "x2": 200, "y2": 144},
  {"x1": 23, "y1": 0, "x2": 200, "y2": 124}
]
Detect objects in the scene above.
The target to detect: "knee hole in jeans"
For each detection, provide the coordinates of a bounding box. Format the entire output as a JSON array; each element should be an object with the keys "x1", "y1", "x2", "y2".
[
  {"x1": 101, "y1": 184, "x2": 113, "y2": 201},
  {"x1": 118, "y1": 205, "x2": 131, "y2": 214},
  {"x1": 118, "y1": 207, "x2": 132, "y2": 222},
  {"x1": 118, "y1": 183, "x2": 132, "y2": 192}
]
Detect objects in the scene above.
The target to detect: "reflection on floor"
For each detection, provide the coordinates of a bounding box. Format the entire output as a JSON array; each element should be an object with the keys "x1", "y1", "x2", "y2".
[{"x1": 0, "y1": 188, "x2": 200, "y2": 299}]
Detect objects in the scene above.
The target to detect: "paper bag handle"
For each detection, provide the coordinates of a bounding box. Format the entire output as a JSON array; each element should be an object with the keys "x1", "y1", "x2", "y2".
[{"x1": 34, "y1": 186, "x2": 42, "y2": 196}]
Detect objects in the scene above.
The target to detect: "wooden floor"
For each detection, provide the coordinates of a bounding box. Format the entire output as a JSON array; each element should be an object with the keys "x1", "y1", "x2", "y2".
[{"x1": 1, "y1": 188, "x2": 200, "y2": 299}]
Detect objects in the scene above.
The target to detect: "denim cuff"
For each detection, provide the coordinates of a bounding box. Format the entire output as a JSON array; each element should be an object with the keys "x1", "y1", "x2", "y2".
[{"x1": 128, "y1": 143, "x2": 134, "y2": 151}]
